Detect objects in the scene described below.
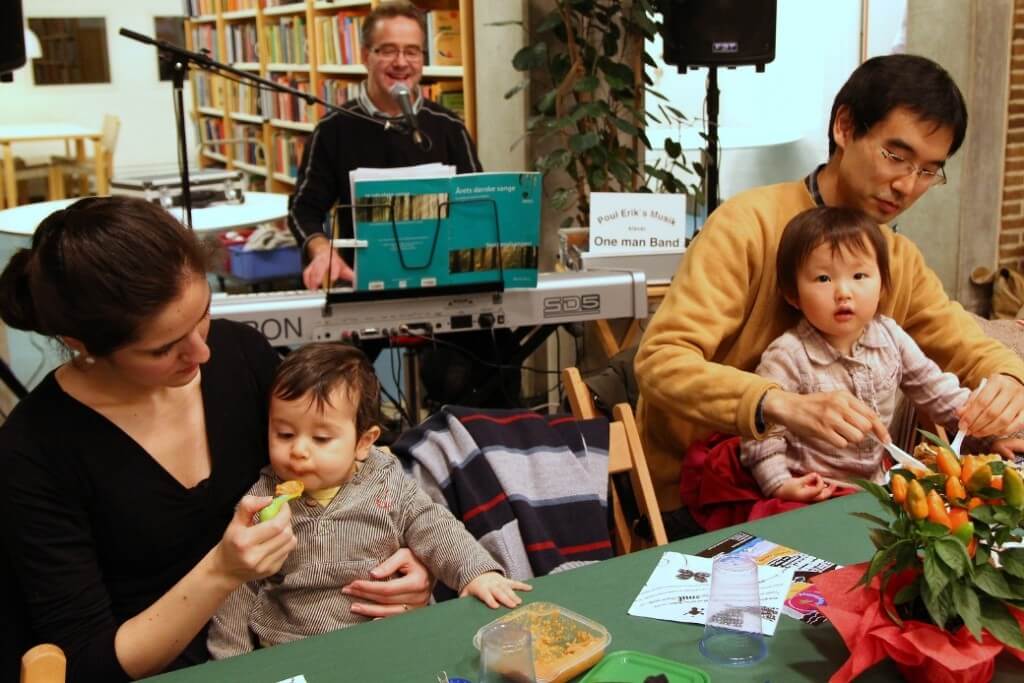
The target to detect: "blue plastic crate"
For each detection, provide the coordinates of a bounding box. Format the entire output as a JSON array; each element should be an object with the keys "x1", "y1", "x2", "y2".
[{"x1": 228, "y1": 245, "x2": 301, "y2": 280}]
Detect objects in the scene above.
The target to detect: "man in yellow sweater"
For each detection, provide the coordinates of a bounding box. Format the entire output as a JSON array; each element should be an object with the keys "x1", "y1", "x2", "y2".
[{"x1": 635, "y1": 54, "x2": 1024, "y2": 538}]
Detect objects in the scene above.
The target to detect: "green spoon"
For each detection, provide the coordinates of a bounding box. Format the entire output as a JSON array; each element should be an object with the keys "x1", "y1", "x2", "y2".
[{"x1": 258, "y1": 483, "x2": 303, "y2": 522}]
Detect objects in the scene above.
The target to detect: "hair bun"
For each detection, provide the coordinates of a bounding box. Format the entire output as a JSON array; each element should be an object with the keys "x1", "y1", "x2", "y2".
[{"x1": 0, "y1": 248, "x2": 41, "y2": 332}]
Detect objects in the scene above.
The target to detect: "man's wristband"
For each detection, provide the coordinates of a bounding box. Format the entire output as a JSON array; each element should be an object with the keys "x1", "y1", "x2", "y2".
[{"x1": 756, "y1": 393, "x2": 768, "y2": 432}]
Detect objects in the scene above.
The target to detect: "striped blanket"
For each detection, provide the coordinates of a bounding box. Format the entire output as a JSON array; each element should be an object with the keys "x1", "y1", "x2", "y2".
[{"x1": 393, "y1": 406, "x2": 613, "y2": 581}]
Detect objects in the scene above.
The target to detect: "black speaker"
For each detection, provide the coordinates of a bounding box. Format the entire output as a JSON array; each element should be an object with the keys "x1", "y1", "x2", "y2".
[
  {"x1": 661, "y1": 0, "x2": 777, "y2": 72},
  {"x1": 0, "y1": 0, "x2": 27, "y2": 79}
]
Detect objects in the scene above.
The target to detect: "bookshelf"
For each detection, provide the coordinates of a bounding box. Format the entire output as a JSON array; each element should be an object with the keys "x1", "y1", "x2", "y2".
[{"x1": 184, "y1": 0, "x2": 476, "y2": 193}]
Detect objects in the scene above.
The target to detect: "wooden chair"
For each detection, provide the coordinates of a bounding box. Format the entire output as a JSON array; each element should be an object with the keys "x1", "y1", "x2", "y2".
[
  {"x1": 563, "y1": 366, "x2": 668, "y2": 554},
  {"x1": 20, "y1": 644, "x2": 65, "y2": 683},
  {"x1": 50, "y1": 114, "x2": 120, "y2": 197}
]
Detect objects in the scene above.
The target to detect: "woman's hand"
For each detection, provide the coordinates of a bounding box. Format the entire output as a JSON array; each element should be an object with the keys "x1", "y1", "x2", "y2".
[
  {"x1": 342, "y1": 548, "x2": 433, "y2": 619},
  {"x1": 210, "y1": 495, "x2": 297, "y2": 586}
]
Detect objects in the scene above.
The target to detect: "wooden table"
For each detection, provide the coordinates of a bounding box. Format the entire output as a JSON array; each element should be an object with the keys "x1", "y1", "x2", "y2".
[
  {"x1": 141, "y1": 494, "x2": 1024, "y2": 683},
  {"x1": 0, "y1": 123, "x2": 107, "y2": 209}
]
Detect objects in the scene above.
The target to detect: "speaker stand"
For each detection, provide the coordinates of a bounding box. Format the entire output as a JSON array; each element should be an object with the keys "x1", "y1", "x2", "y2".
[{"x1": 705, "y1": 66, "x2": 720, "y2": 214}]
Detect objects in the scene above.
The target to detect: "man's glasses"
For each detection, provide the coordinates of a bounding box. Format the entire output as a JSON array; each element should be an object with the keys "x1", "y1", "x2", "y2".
[
  {"x1": 878, "y1": 147, "x2": 947, "y2": 187},
  {"x1": 370, "y1": 44, "x2": 424, "y2": 61}
]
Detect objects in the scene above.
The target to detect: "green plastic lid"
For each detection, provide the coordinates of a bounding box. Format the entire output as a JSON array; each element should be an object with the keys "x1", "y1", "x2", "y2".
[{"x1": 579, "y1": 650, "x2": 712, "y2": 683}]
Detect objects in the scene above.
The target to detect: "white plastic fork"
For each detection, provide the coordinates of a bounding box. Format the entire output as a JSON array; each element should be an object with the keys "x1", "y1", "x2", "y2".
[{"x1": 950, "y1": 377, "x2": 988, "y2": 456}]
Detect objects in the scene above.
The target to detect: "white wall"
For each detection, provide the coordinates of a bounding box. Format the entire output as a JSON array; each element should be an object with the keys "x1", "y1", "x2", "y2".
[
  {"x1": 646, "y1": 0, "x2": 904, "y2": 202},
  {"x1": 3, "y1": 0, "x2": 194, "y2": 176}
]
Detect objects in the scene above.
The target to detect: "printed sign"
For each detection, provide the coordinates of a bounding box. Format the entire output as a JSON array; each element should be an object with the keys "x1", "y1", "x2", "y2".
[{"x1": 589, "y1": 192, "x2": 687, "y2": 254}]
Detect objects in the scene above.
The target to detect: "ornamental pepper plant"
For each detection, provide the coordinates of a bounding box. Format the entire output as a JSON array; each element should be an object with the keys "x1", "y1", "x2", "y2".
[{"x1": 853, "y1": 430, "x2": 1024, "y2": 649}]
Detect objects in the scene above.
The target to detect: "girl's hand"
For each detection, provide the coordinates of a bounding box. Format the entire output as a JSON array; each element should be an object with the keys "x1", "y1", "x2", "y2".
[
  {"x1": 211, "y1": 495, "x2": 296, "y2": 586},
  {"x1": 343, "y1": 548, "x2": 433, "y2": 619},
  {"x1": 991, "y1": 436, "x2": 1024, "y2": 461},
  {"x1": 773, "y1": 473, "x2": 834, "y2": 502},
  {"x1": 460, "y1": 572, "x2": 532, "y2": 609}
]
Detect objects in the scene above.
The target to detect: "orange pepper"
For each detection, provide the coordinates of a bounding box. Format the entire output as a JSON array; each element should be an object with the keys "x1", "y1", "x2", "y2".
[
  {"x1": 906, "y1": 480, "x2": 929, "y2": 520},
  {"x1": 990, "y1": 475, "x2": 1004, "y2": 491},
  {"x1": 891, "y1": 473, "x2": 909, "y2": 504},
  {"x1": 946, "y1": 476, "x2": 967, "y2": 503},
  {"x1": 949, "y1": 508, "x2": 969, "y2": 529},
  {"x1": 967, "y1": 496, "x2": 984, "y2": 511},
  {"x1": 961, "y1": 455, "x2": 978, "y2": 485},
  {"x1": 936, "y1": 448, "x2": 962, "y2": 479},
  {"x1": 967, "y1": 537, "x2": 978, "y2": 558},
  {"x1": 926, "y1": 489, "x2": 952, "y2": 529}
]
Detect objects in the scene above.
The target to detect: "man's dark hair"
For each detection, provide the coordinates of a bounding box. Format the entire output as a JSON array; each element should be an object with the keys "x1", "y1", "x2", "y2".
[
  {"x1": 361, "y1": 0, "x2": 427, "y2": 50},
  {"x1": 776, "y1": 206, "x2": 892, "y2": 307},
  {"x1": 271, "y1": 343, "x2": 381, "y2": 436},
  {"x1": 828, "y1": 54, "x2": 967, "y2": 158}
]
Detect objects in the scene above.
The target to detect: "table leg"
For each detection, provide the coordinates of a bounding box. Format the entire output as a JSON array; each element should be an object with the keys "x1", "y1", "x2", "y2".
[
  {"x1": 76, "y1": 139, "x2": 87, "y2": 195},
  {"x1": 2, "y1": 142, "x2": 15, "y2": 209},
  {"x1": 94, "y1": 140, "x2": 108, "y2": 195}
]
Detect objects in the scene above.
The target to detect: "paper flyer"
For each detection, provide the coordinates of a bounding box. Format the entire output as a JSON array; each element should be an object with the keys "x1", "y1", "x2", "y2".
[
  {"x1": 697, "y1": 531, "x2": 840, "y2": 626},
  {"x1": 627, "y1": 551, "x2": 794, "y2": 636}
]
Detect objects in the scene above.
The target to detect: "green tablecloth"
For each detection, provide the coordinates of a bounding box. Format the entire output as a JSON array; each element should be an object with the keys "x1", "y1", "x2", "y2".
[{"x1": 146, "y1": 494, "x2": 1024, "y2": 682}]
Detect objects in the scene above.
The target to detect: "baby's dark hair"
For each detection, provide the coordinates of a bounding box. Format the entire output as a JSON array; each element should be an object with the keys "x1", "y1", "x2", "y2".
[
  {"x1": 271, "y1": 343, "x2": 381, "y2": 436},
  {"x1": 0, "y1": 196, "x2": 208, "y2": 356},
  {"x1": 776, "y1": 206, "x2": 892, "y2": 306}
]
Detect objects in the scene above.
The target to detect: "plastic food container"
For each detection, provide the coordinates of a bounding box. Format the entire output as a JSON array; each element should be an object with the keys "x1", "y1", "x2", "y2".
[
  {"x1": 579, "y1": 650, "x2": 711, "y2": 682},
  {"x1": 473, "y1": 602, "x2": 611, "y2": 683}
]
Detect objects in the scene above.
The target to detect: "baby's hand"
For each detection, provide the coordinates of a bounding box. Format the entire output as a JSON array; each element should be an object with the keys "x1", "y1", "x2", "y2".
[
  {"x1": 460, "y1": 572, "x2": 532, "y2": 609},
  {"x1": 773, "y1": 472, "x2": 834, "y2": 502},
  {"x1": 990, "y1": 436, "x2": 1024, "y2": 461}
]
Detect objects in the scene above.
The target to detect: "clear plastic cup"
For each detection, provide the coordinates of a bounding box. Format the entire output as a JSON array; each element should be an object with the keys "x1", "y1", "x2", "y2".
[
  {"x1": 698, "y1": 554, "x2": 768, "y2": 666},
  {"x1": 479, "y1": 621, "x2": 537, "y2": 683}
]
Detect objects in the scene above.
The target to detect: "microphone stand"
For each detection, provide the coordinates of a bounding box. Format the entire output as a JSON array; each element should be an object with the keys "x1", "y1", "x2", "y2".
[{"x1": 118, "y1": 28, "x2": 362, "y2": 228}]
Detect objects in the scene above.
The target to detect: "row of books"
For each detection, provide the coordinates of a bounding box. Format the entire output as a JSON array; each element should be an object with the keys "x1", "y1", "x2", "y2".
[
  {"x1": 186, "y1": 0, "x2": 217, "y2": 16},
  {"x1": 195, "y1": 72, "x2": 227, "y2": 110},
  {"x1": 263, "y1": 76, "x2": 315, "y2": 123},
  {"x1": 190, "y1": 25, "x2": 221, "y2": 62},
  {"x1": 314, "y1": 11, "x2": 365, "y2": 66},
  {"x1": 227, "y1": 80, "x2": 260, "y2": 116},
  {"x1": 188, "y1": 0, "x2": 259, "y2": 15},
  {"x1": 200, "y1": 74, "x2": 461, "y2": 123},
  {"x1": 225, "y1": 22, "x2": 259, "y2": 64},
  {"x1": 273, "y1": 132, "x2": 309, "y2": 177},
  {"x1": 230, "y1": 123, "x2": 266, "y2": 166},
  {"x1": 199, "y1": 117, "x2": 228, "y2": 156},
  {"x1": 194, "y1": 9, "x2": 459, "y2": 67},
  {"x1": 266, "y1": 17, "x2": 308, "y2": 64}
]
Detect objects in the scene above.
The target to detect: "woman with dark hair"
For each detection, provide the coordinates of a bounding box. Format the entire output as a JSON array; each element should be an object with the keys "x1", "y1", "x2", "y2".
[{"x1": 0, "y1": 197, "x2": 431, "y2": 682}]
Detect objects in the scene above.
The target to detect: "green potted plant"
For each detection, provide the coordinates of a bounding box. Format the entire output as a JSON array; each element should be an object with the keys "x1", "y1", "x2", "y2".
[
  {"x1": 504, "y1": 0, "x2": 701, "y2": 229},
  {"x1": 812, "y1": 433, "x2": 1024, "y2": 682}
]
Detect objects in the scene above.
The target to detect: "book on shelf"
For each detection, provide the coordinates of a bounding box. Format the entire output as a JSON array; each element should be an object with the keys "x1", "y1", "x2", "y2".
[
  {"x1": 426, "y1": 10, "x2": 461, "y2": 66},
  {"x1": 273, "y1": 131, "x2": 309, "y2": 178}
]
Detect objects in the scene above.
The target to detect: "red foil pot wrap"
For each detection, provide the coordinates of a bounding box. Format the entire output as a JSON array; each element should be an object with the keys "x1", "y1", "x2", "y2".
[{"x1": 811, "y1": 563, "x2": 1024, "y2": 683}]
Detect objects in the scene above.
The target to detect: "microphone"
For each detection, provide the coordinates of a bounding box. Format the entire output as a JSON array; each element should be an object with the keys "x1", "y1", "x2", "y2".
[{"x1": 388, "y1": 83, "x2": 423, "y2": 146}]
